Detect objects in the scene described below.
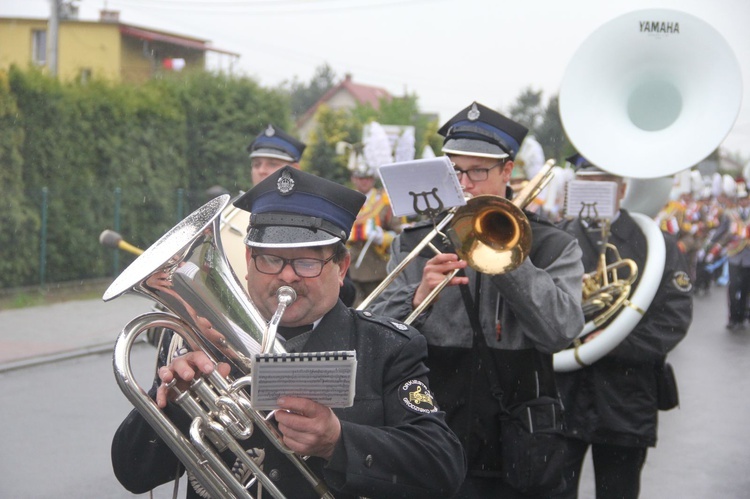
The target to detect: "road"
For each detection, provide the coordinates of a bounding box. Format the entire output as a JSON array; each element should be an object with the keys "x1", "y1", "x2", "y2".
[{"x1": 0, "y1": 286, "x2": 748, "y2": 498}]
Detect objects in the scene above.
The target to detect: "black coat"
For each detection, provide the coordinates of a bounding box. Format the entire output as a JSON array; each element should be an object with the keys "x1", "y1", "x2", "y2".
[
  {"x1": 558, "y1": 210, "x2": 693, "y2": 447},
  {"x1": 112, "y1": 301, "x2": 466, "y2": 498}
]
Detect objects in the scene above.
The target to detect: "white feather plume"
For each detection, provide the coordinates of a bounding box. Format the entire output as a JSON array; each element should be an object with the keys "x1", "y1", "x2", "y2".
[
  {"x1": 362, "y1": 122, "x2": 394, "y2": 170},
  {"x1": 394, "y1": 127, "x2": 416, "y2": 163}
]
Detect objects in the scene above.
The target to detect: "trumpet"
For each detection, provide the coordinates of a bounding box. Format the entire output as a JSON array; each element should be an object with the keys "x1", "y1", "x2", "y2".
[
  {"x1": 104, "y1": 194, "x2": 333, "y2": 499},
  {"x1": 358, "y1": 160, "x2": 555, "y2": 322}
]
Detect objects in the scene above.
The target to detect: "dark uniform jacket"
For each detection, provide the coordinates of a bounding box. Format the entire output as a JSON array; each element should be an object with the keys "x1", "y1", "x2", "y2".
[
  {"x1": 558, "y1": 209, "x2": 693, "y2": 447},
  {"x1": 370, "y1": 211, "x2": 585, "y2": 477},
  {"x1": 112, "y1": 301, "x2": 466, "y2": 498}
]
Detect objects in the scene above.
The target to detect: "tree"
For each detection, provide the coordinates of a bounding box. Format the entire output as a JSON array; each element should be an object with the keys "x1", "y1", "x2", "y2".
[
  {"x1": 302, "y1": 93, "x2": 441, "y2": 187},
  {"x1": 507, "y1": 87, "x2": 544, "y2": 131},
  {"x1": 535, "y1": 94, "x2": 571, "y2": 163},
  {"x1": 282, "y1": 63, "x2": 337, "y2": 119},
  {"x1": 302, "y1": 105, "x2": 357, "y2": 185},
  {"x1": 0, "y1": 69, "x2": 37, "y2": 287},
  {"x1": 505, "y1": 88, "x2": 571, "y2": 165},
  {"x1": 156, "y1": 71, "x2": 291, "y2": 199}
]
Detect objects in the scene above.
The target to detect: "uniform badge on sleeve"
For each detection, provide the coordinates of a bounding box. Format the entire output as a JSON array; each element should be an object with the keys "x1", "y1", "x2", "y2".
[
  {"x1": 389, "y1": 320, "x2": 409, "y2": 331},
  {"x1": 399, "y1": 380, "x2": 438, "y2": 414},
  {"x1": 672, "y1": 270, "x2": 693, "y2": 292}
]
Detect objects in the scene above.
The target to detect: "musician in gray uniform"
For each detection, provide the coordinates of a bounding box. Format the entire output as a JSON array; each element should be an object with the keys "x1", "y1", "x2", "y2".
[
  {"x1": 111, "y1": 166, "x2": 466, "y2": 498},
  {"x1": 370, "y1": 102, "x2": 585, "y2": 498},
  {"x1": 553, "y1": 154, "x2": 693, "y2": 499}
]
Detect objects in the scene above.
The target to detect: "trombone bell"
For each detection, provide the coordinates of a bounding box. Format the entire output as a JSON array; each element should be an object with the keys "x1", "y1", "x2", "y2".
[{"x1": 448, "y1": 195, "x2": 532, "y2": 274}]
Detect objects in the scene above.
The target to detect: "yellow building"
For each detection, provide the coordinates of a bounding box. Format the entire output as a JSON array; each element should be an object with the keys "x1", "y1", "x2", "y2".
[{"x1": 0, "y1": 11, "x2": 238, "y2": 83}]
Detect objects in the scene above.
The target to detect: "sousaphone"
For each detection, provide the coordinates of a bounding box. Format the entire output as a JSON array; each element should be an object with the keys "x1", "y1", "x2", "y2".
[{"x1": 554, "y1": 9, "x2": 742, "y2": 371}]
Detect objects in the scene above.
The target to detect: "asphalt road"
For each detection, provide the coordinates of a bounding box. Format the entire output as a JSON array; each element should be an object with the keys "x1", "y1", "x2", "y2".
[{"x1": 0, "y1": 286, "x2": 748, "y2": 498}]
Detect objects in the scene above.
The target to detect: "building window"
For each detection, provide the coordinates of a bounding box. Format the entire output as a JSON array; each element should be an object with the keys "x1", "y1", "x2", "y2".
[
  {"x1": 79, "y1": 68, "x2": 92, "y2": 83},
  {"x1": 32, "y1": 30, "x2": 47, "y2": 66}
]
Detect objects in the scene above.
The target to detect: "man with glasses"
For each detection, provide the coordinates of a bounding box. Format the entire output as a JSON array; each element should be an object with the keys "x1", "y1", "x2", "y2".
[
  {"x1": 370, "y1": 102, "x2": 585, "y2": 498},
  {"x1": 112, "y1": 166, "x2": 466, "y2": 499}
]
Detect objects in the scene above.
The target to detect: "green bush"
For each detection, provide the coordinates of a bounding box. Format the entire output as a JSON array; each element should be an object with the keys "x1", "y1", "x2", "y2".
[{"x1": 0, "y1": 67, "x2": 289, "y2": 288}]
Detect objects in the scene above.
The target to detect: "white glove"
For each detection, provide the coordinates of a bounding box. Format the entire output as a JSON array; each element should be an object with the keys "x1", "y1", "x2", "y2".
[{"x1": 366, "y1": 223, "x2": 384, "y2": 245}]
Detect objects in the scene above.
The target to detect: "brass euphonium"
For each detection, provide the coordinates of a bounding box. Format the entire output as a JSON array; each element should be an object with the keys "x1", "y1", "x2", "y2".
[{"x1": 104, "y1": 194, "x2": 333, "y2": 499}]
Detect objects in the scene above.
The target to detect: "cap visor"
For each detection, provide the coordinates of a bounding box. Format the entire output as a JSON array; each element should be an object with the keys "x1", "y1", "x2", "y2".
[
  {"x1": 442, "y1": 138, "x2": 508, "y2": 159},
  {"x1": 249, "y1": 148, "x2": 295, "y2": 162},
  {"x1": 244, "y1": 226, "x2": 341, "y2": 248}
]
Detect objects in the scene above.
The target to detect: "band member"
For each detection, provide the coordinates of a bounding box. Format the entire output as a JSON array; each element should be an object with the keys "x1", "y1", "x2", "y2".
[
  {"x1": 370, "y1": 102, "x2": 585, "y2": 498},
  {"x1": 347, "y1": 160, "x2": 403, "y2": 306},
  {"x1": 247, "y1": 124, "x2": 306, "y2": 185},
  {"x1": 553, "y1": 154, "x2": 693, "y2": 499},
  {"x1": 725, "y1": 189, "x2": 750, "y2": 329},
  {"x1": 111, "y1": 166, "x2": 466, "y2": 498}
]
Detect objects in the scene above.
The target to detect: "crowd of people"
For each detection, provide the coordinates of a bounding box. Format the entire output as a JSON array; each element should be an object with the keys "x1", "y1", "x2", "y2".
[
  {"x1": 108, "y1": 104, "x2": 716, "y2": 498},
  {"x1": 656, "y1": 185, "x2": 750, "y2": 329}
]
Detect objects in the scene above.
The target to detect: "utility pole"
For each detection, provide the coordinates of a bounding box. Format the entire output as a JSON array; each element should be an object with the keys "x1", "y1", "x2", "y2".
[{"x1": 47, "y1": 0, "x2": 59, "y2": 76}]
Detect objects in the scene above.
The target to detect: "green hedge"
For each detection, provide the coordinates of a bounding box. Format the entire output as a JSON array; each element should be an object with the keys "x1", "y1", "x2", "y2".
[{"x1": 0, "y1": 67, "x2": 290, "y2": 289}]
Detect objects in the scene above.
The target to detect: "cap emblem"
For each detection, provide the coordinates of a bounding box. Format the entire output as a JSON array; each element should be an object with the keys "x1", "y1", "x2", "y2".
[
  {"x1": 265, "y1": 124, "x2": 275, "y2": 137},
  {"x1": 467, "y1": 103, "x2": 481, "y2": 121},
  {"x1": 276, "y1": 170, "x2": 295, "y2": 195}
]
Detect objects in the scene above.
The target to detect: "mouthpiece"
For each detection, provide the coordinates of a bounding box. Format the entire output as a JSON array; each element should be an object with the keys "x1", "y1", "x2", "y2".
[{"x1": 276, "y1": 286, "x2": 297, "y2": 306}]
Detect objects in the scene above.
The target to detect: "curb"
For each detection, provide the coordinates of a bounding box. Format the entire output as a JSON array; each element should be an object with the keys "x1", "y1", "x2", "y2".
[{"x1": 0, "y1": 338, "x2": 150, "y2": 374}]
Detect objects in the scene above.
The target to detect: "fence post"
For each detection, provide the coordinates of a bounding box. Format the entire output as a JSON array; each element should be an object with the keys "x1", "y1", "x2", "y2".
[
  {"x1": 39, "y1": 187, "x2": 48, "y2": 286},
  {"x1": 113, "y1": 187, "x2": 122, "y2": 275},
  {"x1": 177, "y1": 188, "x2": 185, "y2": 222}
]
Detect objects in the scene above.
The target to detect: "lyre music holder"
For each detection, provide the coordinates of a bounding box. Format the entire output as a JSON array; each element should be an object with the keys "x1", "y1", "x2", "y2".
[{"x1": 378, "y1": 156, "x2": 466, "y2": 219}]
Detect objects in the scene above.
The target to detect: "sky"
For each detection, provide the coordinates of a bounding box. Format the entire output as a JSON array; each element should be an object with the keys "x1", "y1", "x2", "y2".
[{"x1": 3, "y1": 0, "x2": 749, "y2": 163}]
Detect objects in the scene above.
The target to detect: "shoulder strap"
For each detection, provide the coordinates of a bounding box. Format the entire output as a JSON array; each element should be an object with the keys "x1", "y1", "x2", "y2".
[{"x1": 457, "y1": 273, "x2": 506, "y2": 410}]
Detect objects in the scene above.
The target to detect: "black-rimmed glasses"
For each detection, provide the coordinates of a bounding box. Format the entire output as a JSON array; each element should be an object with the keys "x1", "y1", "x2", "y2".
[
  {"x1": 251, "y1": 253, "x2": 336, "y2": 278},
  {"x1": 453, "y1": 162, "x2": 505, "y2": 182}
]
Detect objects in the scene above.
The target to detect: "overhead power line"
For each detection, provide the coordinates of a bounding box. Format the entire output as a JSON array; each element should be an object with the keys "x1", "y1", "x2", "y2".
[{"x1": 102, "y1": 0, "x2": 447, "y2": 15}]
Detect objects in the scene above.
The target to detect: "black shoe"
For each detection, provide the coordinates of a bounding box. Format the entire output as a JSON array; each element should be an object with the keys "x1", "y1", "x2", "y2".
[{"x1": 727, "y1": 322, "x2": 742, "y2": 331}]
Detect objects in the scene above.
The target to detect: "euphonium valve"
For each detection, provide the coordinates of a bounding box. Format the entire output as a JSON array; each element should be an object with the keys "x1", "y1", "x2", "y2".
[{"x1": 581, "y1": 243, "x2": 638, "y2": 328}]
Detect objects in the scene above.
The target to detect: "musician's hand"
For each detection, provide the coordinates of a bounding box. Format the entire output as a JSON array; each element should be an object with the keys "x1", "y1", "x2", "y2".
[
  {"x1": 413, "y1": 253, "x2": 468, "y2": 309},
  {"x1": 155, "y1": 351, "x2": 231, "y2": 408},
  {"x1": 274, "y1": 396, "x2": 341, "y2": 461}
]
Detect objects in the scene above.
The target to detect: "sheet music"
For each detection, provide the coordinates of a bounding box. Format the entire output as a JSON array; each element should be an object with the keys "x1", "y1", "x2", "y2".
[
  {"x1": 250, "y1": 351, "x2": 357, "y2": 410},
  {"x1": 378, "y1": 157, "x2": 466, "y2": 217},
  {"x1": 565, "y1": 180, "x2": 619, "y2": 220}
]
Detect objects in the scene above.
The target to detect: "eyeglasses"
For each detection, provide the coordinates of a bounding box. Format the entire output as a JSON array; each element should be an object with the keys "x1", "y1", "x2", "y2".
[
  {"x1": 453, "y1": 162, "x2": 505, "y2": 182},
  {"x1": 251, "y1": 253, "x2": 336, "y2": 278}
]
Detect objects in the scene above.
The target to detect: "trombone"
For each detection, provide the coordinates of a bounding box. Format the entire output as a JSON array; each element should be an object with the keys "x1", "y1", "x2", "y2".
[{"x1": 357, "y1": 160, "x2": 556, "y2": 323}]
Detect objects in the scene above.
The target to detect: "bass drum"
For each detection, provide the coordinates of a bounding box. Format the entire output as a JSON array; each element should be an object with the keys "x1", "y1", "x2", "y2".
[{"x1": 219, "y1": 203, "x2": 251, "y2": 282}]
